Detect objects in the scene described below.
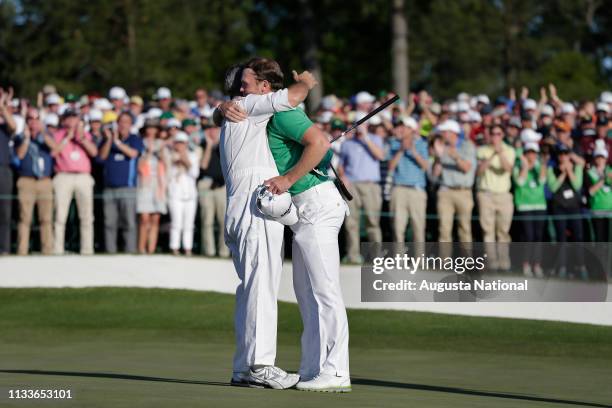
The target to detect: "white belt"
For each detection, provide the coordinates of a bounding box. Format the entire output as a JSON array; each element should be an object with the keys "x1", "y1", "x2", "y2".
[{"x1": 292, "y1": 181, "x2": 337, "y2": 206}]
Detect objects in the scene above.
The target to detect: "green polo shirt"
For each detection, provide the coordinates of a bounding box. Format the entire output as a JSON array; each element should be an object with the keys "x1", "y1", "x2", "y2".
[
  {"x1": 512, "y1": 162, "x2": 547, "y2": 211},
  {"x1": 267, "y1": 109, "x2": 333, "y2": 195},
  {"x1": 587, "y1": 166, "x2": 612, "y2": 211}
]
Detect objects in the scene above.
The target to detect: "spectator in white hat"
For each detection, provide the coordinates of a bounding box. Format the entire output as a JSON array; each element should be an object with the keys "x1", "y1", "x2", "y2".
[
  {"x1": 586, "y1": 141, "x2": 611, "y2": 241},
  {"x1": 388, "y1": 116, "x2": 429, "y2": 243},
  {"x1": 156, "y1": 87, "x2": 172, "y2": 112},
  {"x1": 476, "y1": 124, "x2": 516, "y2": 270},
  {"x1": 109, "y1": 86, "x2": 127, "y2": 114},
  {"x1": 431, "y1": 119, "x2": 477, "y2": 243},
  {"x1": 45, "y1": 93, "x2": 61, "y2": 115},
  {"x1": 167, "y1": 131, "x2": 199, "y2": 255},
  {"x1": 354, "y1": 91, "x2": 375, "y2": 115}
]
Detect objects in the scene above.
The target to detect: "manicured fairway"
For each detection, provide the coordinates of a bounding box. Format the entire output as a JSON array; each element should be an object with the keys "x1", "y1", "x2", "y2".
[{"x1": 0, "y1": 288, "x2": 610, "y2": 407}]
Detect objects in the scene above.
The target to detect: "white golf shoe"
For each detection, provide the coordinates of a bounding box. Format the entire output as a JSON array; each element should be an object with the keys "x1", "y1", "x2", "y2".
[
  {"x1": 296, "y1": 373, "x2": 352, "y2": 393},
  {"x1": 231, "y1": 366, "x2": 300, "y2": 390}
]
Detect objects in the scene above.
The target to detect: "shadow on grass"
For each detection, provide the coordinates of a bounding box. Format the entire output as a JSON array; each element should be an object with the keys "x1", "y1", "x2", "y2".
[
  {"x1": 1, "y1": 369, "x2": 608, "y2": 407},
  {"x1": 352, "y1": 377, "x2": 610, "y2": 407}
]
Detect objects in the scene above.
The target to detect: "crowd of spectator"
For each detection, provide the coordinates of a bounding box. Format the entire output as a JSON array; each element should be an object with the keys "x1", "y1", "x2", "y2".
[{"x1": 0, "y1": 83, "x2": 610, "y2": 275}]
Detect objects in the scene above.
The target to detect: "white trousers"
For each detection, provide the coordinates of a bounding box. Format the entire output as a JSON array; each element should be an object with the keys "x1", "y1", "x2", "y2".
[
  {"x1": 225, "y1": 175, "x2": 285, "y2": 374},
  {"x1": 168, "y1": 198, "x2": 197, "y2": 251},
  {"x1": 290, "y1": 181, "x2": 350, "y2": 378}
]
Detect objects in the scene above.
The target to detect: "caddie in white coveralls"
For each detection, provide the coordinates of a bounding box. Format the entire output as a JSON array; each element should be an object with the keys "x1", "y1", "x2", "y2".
[
  {"x1": 216, "y1": 62, "x2": 317, "y2": 389},
  {"x1": 222, "y1": 60, "x2": 351, "y2": 392}
]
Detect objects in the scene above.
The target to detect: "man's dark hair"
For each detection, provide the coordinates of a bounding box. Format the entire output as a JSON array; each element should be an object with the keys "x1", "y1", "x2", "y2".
[
  {"x1": 245, "y1": 57, "x2": 284, "y2": 91},
  {"x1": 224, "y1": 64, "x2": 243, "y2": 99}
]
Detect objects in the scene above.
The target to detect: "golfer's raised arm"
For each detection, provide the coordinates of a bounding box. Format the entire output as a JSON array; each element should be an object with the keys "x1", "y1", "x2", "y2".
[{"x1": 242, "y1": 70, "x2": 318, "y2": 117}]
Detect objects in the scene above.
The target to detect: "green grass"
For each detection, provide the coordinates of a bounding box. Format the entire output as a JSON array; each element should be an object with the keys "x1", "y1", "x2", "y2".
[{"x1": 0, "y1": 288, "x2": 611, "y2": 407}]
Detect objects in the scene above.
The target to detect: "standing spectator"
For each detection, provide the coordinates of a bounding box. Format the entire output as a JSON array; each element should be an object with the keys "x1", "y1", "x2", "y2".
[
  {"x1": 586, "y1": 142, "x2": 612, "y2": 241},
  {"x1": 156, "y1": 87, "x2": 172, "y2": 113},
  {"x1": 98, "y1": 112, "x2": 144, "y2": 253},
  {"x1": 476, "y1": 125, "x2": 516, "y2": 270},
  {"x1": 431, "y1": 119, "x2": 477, "y2": 243},
  {"x1": 14, "y1": 108, "x2": 54, "y2": 254},
  {"x1": 0, "y1": 87, "x2": 17, "y2": 254},
  {"x1": 191, "y1": 88, "x2": 215, "y2": 119},
  {"x1": 137, "y1": 119, "x2": 167, "y2": 254},
  {"x1": 167, "y1": 131, "x2": 199, "y2": 255},
  {"x1": 88, "y1": 109, "x2": 105, "y2": 252},
  {"x1": 50, "y1": 111, "x2": 98, "y2": 254},
  {"x1": 513, "y1": 139, "x2": 547, "y2": 277},
  {"x1": 109, "y1": 86, "x2": 127, "y2": 114},
  {"x1": 388, "y1": 117, "x2": 429, "y2": 242},
  {"x1": 338, "y1": 117, "x2": 385, "y2": 263},
  {"x1": 547, "y1": 144, "x2": 585, "y2": 278},
  {"x1": 198, "y1": 125, "x2": 228, "y2": 257}
]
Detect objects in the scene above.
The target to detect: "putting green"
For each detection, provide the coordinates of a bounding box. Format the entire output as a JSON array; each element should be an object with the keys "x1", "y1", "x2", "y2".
[{"x1": 0, "y1": 288, "x2": 610, "y2": 407}]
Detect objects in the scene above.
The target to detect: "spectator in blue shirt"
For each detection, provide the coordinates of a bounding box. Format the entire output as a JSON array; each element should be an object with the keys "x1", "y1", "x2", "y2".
[
  {"x1": 0, "y1": 87, "x2": 17, "y2": 254},
  {"x1": 338, "y1": 115, "x2": 385, "y2": 263},
  {"x1": 14, "y1": 108, "x2": 55, "y2": 254},
  {"x1": 98, "y1": 112, "x2": 144, "y2": 253},
  {"x1": 388, "y1": 117, "x2": 429, "y2": 242}
]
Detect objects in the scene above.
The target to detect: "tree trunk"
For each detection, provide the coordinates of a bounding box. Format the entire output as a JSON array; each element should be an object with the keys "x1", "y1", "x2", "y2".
[
  {"x1": 298, "y1": 0, "x2": 322, "y2": 113},
  {"x1": 391, "y1": 0, "x2": 409, "y2": 101}
]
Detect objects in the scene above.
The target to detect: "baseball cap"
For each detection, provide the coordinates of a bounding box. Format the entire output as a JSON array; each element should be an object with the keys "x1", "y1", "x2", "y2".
[
  {"x1": 173, "y1": 131, "x2": 189, "y2": 143},
  {"x1": 102, "y1": 111, "x2": 118, "y2": 124},
  {"x1": 561, "y1": 102, "x2": 576, "y2": 114},
  {"x1": 368, "y1": 114, "x2": 382, "y2": 126},
  {"x1": 457, "y1": 92, "x2": 470, "y2": 102},
  {"x1": 355, "y1": 91, "x2": 375, "y2": 105},
  {"x1": 44, "y1": 113, "x2": 59, "y2": 127},
  {"x1": 437, "y1": 119, "x2": 461, "y2": 134},
  {"x1": 600, "y1": 91, "x2": 612, "y2": 104},
  {"x1": 317, "y1": 111, "x2": 334, "y2": 124},
  {"x1": 167, "y1": 118, "x2": 181, "y2": 129},
  {"x1": 477, "y1": 94, "x2": 490, "y2": 105},
  {"x1": 331, "y1": 118, "x2": 346, "y2": 131},
  {"x1": 160, "y1": 111, "x2": 174, "y2": 120},
  {"x1": 94, "y1": 98, "x2": 113, "y2": 111},
  {"x1": 401, "y1": 116, "x2": 418, "y2": 130},
  {"x1": 520, "y1": 128, "x2": 542, "y2": 144},
  {"x1": 508, "y1": 117, "x2": 522, "y2": 128},
  {"x1": 130, "y1": 95, "x2": 144, "y2": 106},
  {"x1": 65, "y1": 93, "x2": 78, "y2": 103},
  {"x1": 524, "y1": 142, "x2": 540, "y2": 153},
  {"x1": 88, "y1": 109, "x2": 103, "y2": 122},
  {"x1": 523, "y1": 99, "x2": 537, "y2": 111},
  {"x1": 456, "y1": 101, "x2": 470, "y2": 113},
  {"x1": 255, "y1": 185, "x2": 299, "y2": 226},
  {"x1": 321, "y1": 95, "x2": 338, "y2": 111},
  {"x1": 156, "y1": 87, "x2": 172, "y2": 100},
  {"x1": 596, "y1": 102, "x2": 610, "y2": 113},
  {"x1": 45, "y1": 93, "x2": 61, "y2": 105},
  {"x1": 109, "y1": 86, "x2": 127, "y2": 100},
  {"x1": 594, "y1": 140, "x2": 609, "y2": 159},
  {"x1": 62, "y1": 108, "x2": 79, "y2": 118},
  {"x1": 147, "y1": 108, "x2": 163, "y2": 119},
  {"x1": 468, "y1": 110, "x2": 482, "y2": 123},
  {"x1": 541, "y1": 104, "x2": 554, "y2": 117},
  {"x1": 182, "y1": 118, "x2": 197, "y2": 128}
]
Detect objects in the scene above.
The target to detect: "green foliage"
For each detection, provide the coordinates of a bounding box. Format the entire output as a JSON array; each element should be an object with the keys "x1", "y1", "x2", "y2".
[{"x1": 0, "y1": 0, "x2": 609, "y2": 100}]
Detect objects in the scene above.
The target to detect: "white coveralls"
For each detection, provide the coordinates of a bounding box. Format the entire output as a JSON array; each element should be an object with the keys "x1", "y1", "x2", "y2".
[
  {"x1": 291, "y1": 180, "x2": 350, "y2": 379},
  {"x1": 219, "y1": 89, "x2": 294, "y2": 374}
]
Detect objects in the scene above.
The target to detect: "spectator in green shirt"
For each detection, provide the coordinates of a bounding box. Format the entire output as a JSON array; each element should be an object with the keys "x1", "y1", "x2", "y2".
[
  {"x1": 512, "y1": 142, "x2": 547, "y2": 277},
  {"x1": 586, "y1": 144, "x2": 612, "y2": 241}
]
